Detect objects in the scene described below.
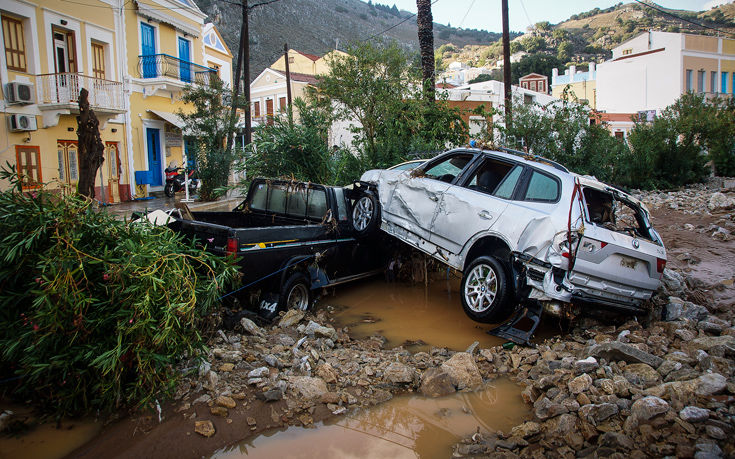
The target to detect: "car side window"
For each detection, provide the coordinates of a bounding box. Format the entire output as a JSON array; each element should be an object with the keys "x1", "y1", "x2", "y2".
[
  {"x1": 307, "y1": 188, "x2": 328, "y2": 219},
  {"x1": 333, "y1": 188, "x2": 349, "y2": 222},
  {"x1": 524, "y1": 171, "x2": 560, "y2": 202},
  {"x1": 268, "y1": 184, "x2": 288, "y2": 213},
  {"x1": 249, "y1": 183, "x2": 267, "y2": 210},
  {"x1": 465, "y1": 159, "x2": 520, "y2": 198},
  {"x1": 423, "y1": 154, "x2": 474, "y2": 183}
]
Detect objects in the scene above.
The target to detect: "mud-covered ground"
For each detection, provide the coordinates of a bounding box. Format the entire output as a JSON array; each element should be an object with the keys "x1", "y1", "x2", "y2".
[{"x1": 6, "y1": 183, "x2": 733, "y2": 459}]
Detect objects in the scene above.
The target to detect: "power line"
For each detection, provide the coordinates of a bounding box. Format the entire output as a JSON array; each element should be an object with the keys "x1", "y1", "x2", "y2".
[
  {"x1": 362, "y1": 0, "x2": 441, "y2": 42},
  {"x1": 457, "y1": 0, "x2": 477, "y2": 30},
  {"x1": 631, "y1": 0, "x2": 735, "y2": 38}
]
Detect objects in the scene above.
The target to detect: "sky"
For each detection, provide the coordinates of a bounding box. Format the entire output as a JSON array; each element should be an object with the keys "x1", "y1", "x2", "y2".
[{"x1": 374, "y1": 0, "x2": 733, "y2": 33}]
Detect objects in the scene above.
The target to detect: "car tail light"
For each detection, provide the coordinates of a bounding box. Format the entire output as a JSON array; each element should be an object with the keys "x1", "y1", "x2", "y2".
[
  {"x1": 657, "y1": 257, "x2": 666, "y2": 274},
  {"x1": 581, "y1": 238, "x2": 607, "y2": 254},
  {"x1": 226, "y1": 237, "x2": 238, "y2": 258},
  {"x1": 562, "y1": 252, "x2": 570, "y2": 259}
]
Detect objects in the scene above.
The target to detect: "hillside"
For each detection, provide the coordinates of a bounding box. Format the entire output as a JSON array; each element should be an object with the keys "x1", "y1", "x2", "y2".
[
  {"x1": 194, "y1": 0, "x2": 514, "y2": 82},
  {"x1": 435, "y1": 1, "x2": 735, "y2": 81}
]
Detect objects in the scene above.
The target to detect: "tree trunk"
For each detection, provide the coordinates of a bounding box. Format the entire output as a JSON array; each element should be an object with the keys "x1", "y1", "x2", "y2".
[
  {"x1": 416, "y1": 0, "x2": 435, "y2": 102},
  {"x1": 76, "y1": 88, "x2": 105, "y2": 199}
]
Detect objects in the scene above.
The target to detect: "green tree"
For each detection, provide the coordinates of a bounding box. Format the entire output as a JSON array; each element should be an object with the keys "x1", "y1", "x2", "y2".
[
  {"x1": 511, "y1": 53, "x2": 561, "y2": 83},
  {"x1": 179, "y1": 78, "x2": 241, "y2": 201},
  {"x1": 557, "y1": 41, "x2": 574, "y2": 63},
  {"x1": 520, "y1": 35, "x2": 547, "y2": 53},
  {"x1": 312, "y1": 41, "x2": 468, "y2": 172}
]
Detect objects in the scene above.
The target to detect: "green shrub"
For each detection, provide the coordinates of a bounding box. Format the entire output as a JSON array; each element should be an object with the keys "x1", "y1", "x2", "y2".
[{"x1": 0, "y1": 169, "x2": 238, "y2": 416}]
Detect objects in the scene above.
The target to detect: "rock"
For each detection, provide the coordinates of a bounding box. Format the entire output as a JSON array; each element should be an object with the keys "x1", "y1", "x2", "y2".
[
  {"x1": 511, "y1": 421, "x2": 541, "y2": 438},
  {"x1": 661, "y1": 269, "x2": 685, "y2": 293},
  {"x1": 257, "y1": 389, "x2": 283, "y2": 402},
  {"x1": 568, "y1": 373, "x2": 593, "y2": 394},
  {"x1": 205, "y1": 371, "x2": 219, "y2": 390},
  {"x1": 664, "y1": 297, "x2": 708, "y2": 321},
  {"x1": 688, "y1": 336, "x2": 735, "y2": 356},
  {"x1": 278, "y1": 309, "x2": 306, "y2": 327},
  {"x1": 247, "y1": 417, "x2": 257, "y2": 426},
  {"x1": 383, "y1": 362, "x2": 415, "y2": 384},
  {"x1": 303, "y1": 321, "x2": 338, "y2": 340},
  {"x1": 679, "y1": 406, "x2": 709, "y2": 423},
  {"x1": 210, "y1": 406, "x2": 228, "y2": 417},
  {"x1": 544, "y1": 413, "x2": 578, "y2": 438},
  {"x1": 315, "y1": 363, "x2": 338, "y2": 384},
  {"x1": 587, "y1": 341, "x2": 663, "y2": 368},
  {"x1": 708, "y1": 192, "x2": 735, "y2": 211},
  {"x1": 419, "y1": 368, "x2": 456, "y2": 397},
  {"x1": 218, "y1": 363, "x2": 235, "y2": 372},
  {"x1": 216, "y1": 396, "x2": 236, "y2": 409},
  {"x1": 598, "y1": 431, "x2": 634, "y2": 450},
  {"x1": 573, "y1": 357, "x2": 599, "y2": 374},
  {"x1": 441, "y1": 352, "x2": 482, "y2": 389},
  {"x1": 289, "y1": 376, "x2": 329, "y2": 401},
  {"x1": 695, "y1": 373, "x2": 727, "y2": 396},
  {"x1": 534, "y1": 397, "x2": 568, "y2": 420},
  {"x1": 623, "y1": 363, "x2": 662, "y2": 388},
  {"x1": 240, "y1": 317, "x2": 265, "y2": 337},
  {"x1": 0, "y1": 411, "x2": 13, "y2": 433},
  {"x1": 630, "y1": 396, "x2": 669, "y2": 422},
  {"x1": 705, "y1": 425, "x2": 725, "y2": 440},
  {"x1": 578, "y1": 403, "x2": 619, "y2": 423},
  {"x1": 194, "y1": 420, "x2": 215, "y2": 437},
  {"x1": 248, "y1": 367, "x2": 269, "y2": 378}
]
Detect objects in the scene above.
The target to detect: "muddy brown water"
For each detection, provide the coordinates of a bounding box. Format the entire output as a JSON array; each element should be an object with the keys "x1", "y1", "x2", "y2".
[
  {"x1": 327, "y1": 277, "x2": 556, "y2": 351},
  {"x1": 211, "y1": 378, "x2": 529, "y2": 459},
  {"x1": 0, "y1": 413, "x2": 100, "y2": 459}
]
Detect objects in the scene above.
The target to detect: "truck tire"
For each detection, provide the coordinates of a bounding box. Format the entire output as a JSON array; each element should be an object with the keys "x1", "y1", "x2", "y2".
[
  {"x1": 279, "y1": 271, "x2": 312, "y2": 312},
  {"x1": 460, "y1": 256, "x2": 511, "y2": 323},
  {"x1": 352, "y1": 191, "x2": 380, "y2": 237},
  {"x1": 164, "y1": 182, "x2": 175, "y2": 197}
]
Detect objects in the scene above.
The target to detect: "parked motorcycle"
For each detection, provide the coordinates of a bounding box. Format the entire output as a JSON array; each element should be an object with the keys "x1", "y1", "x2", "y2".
[{"x1": 164, "y1": 163, "x2": 199, "y2": 198}]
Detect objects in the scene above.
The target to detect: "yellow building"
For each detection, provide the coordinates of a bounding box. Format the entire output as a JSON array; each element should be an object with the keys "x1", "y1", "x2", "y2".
[
  {"x1": 1, "y1": 0, "x2": 231, "y2": 200},
  {"x1": 551, "y1": 63, "x2": 597, "y2": 109}
]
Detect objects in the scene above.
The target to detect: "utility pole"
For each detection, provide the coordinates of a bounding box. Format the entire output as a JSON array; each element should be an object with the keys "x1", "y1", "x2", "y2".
[
  {"x1": 502, "y1": 0, "x2": 512, "y2": 127},
  {"x1": 226, "y1": 0, "x2": 248, "y2": 154},
  {"x1": 243, "y1": 4, "x2": 251, "y2": 145},
  {"x1": 283, "y1": 43, "x2": 292, "y2": 124}
]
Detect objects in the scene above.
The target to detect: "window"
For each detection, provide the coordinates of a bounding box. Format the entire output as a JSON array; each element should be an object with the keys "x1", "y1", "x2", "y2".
[
  {"x1": 523, "y1": 94, "x2": 534, "y2": 105},
  {"x1": 530, "y1": 81, "x2": 537, "y2": 91},
  {"x1": 91, "y1": 42, "x2": 105, "y2": 79},
  {"x1": 333, "y1": 188, "x2": 349, "y2": 222},
  {"x1": 686, "y1": 69, "x2": 693, "y2": 91},
  {"x1": 52, "y1": 27, "x2": 77, "y2": 74},
  {"x1": 466, "y1": 159, "x2": 517, "y2": 198},
  {"x1": 493, "y1": 166, "x2": 523, "y2": 199},
  {"x1": 279, "y1": 96, "x2": 287, "y2": 112},
  {"x1": 423, "y1": 153, "x2": 474, "y2": 183},
  {"x1": 698, "y1": 70, "x2": 705, "y2": 93},
  {"x1": 2, "y1": 15, "x2": 27, "y2": 72},
  {"x1": 288, "y1": 56, "x2": 294, "y2": 64},
  {"x1": 524, "y1": 170, "x2": 559, "y2": 202},
  {"x1": 306, "y1": 188, "x2": 327, "y2": 219},
  {"x1": 710, "y1": 71, "x2": 717, "y2": 93},
  {"x1": 622, "y1": 48, "x2": 632, "y2": 56},
  {"x1": 614, "y1": 131, "x2": 625, "y2": 141},
  {"x1": 722, "y1": 72, "x2": 729, "y2": 93},
  {"x1": 253, "y1": 101, "x2": 260, "y2": 117},
  {"x1": 16, "y1": 145, "x2": 41, "y2": 188},
  {"x1": 57, "y1": 140, "x2": 79, "y2": 184}
]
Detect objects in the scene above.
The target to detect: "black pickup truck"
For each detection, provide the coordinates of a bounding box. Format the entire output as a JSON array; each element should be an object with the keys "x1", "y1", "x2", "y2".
[{"x1": 168, "y1": 178, "x2": 387, "y2": 317}]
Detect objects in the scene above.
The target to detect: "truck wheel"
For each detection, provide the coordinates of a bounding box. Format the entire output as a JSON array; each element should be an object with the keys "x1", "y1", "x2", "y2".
[
  {"x1": 279, "y1": 272, "x2": 312, "y2": 311},
  {"x1": 352, "y1": 191, "x2": 380, "y2": 237},
  {"x1": 164, "y1": 183, "x2": 175, "y2": 198},
  {"x1": 460, "y1": 256, "x2": 511, "y2": 323}
]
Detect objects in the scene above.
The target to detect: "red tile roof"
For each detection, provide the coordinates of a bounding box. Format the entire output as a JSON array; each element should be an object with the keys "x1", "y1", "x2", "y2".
[{"x1": 297, "y1": 51, "x2": 321, "y2": 61}]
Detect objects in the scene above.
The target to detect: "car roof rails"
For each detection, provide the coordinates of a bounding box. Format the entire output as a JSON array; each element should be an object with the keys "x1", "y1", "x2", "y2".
[{"x1": 492, "y1": 146, "x2": 569, "y2": 173}]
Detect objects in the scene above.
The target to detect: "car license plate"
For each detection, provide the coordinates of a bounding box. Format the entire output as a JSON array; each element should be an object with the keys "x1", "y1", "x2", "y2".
[{"x1": 620, "y1": 256, "x2": 638, "y2": 270}]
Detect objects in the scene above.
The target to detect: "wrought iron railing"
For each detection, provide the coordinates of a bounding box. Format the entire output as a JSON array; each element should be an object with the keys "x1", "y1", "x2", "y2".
[
  {"x1": 36, "y1": 73, "x2": 125, "y2": 111},
  {"x1": 137, "y1": 53, "x2": 217, "y2": 85}
]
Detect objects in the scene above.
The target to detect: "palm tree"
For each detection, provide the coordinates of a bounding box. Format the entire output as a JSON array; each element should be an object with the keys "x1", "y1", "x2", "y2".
[{"x1": 416, "y1": 0, "x2": 434, "y2": 102}]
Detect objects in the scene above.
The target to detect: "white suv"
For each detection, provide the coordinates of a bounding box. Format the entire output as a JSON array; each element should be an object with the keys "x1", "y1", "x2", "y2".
[{"x1": 357, "y1": 148, "x2": 667, "y2": 323}]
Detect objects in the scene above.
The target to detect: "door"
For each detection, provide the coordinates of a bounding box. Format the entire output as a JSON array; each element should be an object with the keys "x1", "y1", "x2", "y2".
[
  {"x1": 146, "y1": 128, "x2": 162, "y2": 187},
  {"x1": 266, "y1": 99, "x2": 274, "y2": 125},
  {"x1": 384, "y1": 152, "x2": 475, "y2": 242},
  {"x1": 431, "y1": 159, "x2": 523, "y2": 255},
  {"x1": 106, "y1": 142, "x2": 121, "y2": 203},
  {"x1": 57, "y1": 140, "x2": 79, "y2": 190},
  {"x1": 140, "y1": 23, "x2": 156, "y2": 78},
  {"x1": 178, "y1": 37, "x2": 191, "y2": 82},
  {"x1": 52, "y1": 29, "x2": 76, "y2": 102}
]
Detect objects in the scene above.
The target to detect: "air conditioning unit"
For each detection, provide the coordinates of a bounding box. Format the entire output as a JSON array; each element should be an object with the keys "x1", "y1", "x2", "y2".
[
  {"x1": 8, "y1": 114, "x2": 38, "y2": 132},
  {"x1": 5, "y1": 82, "x2": 35, "y2": 104}
]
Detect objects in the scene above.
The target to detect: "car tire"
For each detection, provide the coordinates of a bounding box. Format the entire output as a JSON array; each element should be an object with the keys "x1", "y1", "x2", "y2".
[
  {"x1": 278, "y1": 271, "x2": 312, "y2": 312},
  {"x1": 460, "y1": 256, "x2": 511, "y2": 323},
  {"x1": 164, "y1": 183, "x2": 175, "y2": 198},
  {"x1": 352, "y1": 191, "x2": 381, "y2": 237}
]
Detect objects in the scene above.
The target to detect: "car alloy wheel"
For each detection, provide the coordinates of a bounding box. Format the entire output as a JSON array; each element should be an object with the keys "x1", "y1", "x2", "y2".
[
  {"x1": 352, "y1": 195, "x2": 374, "y2": 232},
  {"x1": 464, "y1": 262, "x2": 498, "y2": 313}
]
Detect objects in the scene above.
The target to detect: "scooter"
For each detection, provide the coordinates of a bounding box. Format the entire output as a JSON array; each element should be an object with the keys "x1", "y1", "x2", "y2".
[{"x1": 164, "y1": 164, "x2": 199, "y2": 198}]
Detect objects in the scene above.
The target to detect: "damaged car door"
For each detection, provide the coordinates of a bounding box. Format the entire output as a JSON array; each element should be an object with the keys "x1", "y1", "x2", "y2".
[
  {"x1": 383, "y1": 152, "x2": 476, "y2": 242},
  {"x1": 430, "y1": 157, "x2": 524, "y2": 260}
]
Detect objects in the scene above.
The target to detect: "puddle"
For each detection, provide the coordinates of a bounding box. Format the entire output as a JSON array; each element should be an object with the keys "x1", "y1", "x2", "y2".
[
  {"x1": 0, "y1": 411, "x2": 101, "y2": 459},
  {"x1": 211, "y1": 378, "x2": 529, "y2": 459},
  {"x1": 327, "y1": 278, "x2": 520, "y2": 352}
]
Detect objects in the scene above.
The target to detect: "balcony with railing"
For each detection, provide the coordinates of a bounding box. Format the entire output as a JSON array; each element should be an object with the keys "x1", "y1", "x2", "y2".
[
  {"x1": 36, "y1": 73, "x2": 125, "y2": 113},
  {"x1": 137, "y1": 54, "x2": 217, "y2": 87}
]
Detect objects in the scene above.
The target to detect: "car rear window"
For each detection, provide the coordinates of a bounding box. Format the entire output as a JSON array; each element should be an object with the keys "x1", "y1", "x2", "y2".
[
  {"x1": 307, "y1": 188, "x2": 328, "y2": 219},
  {"x1": 524, "y1": 171, "x2": 560, "y2": 202}
]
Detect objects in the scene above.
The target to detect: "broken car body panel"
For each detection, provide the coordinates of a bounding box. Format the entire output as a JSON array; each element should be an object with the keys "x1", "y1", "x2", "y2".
[{"x1": 361, "y1": 148, "x2": 667, "y2": 316}]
